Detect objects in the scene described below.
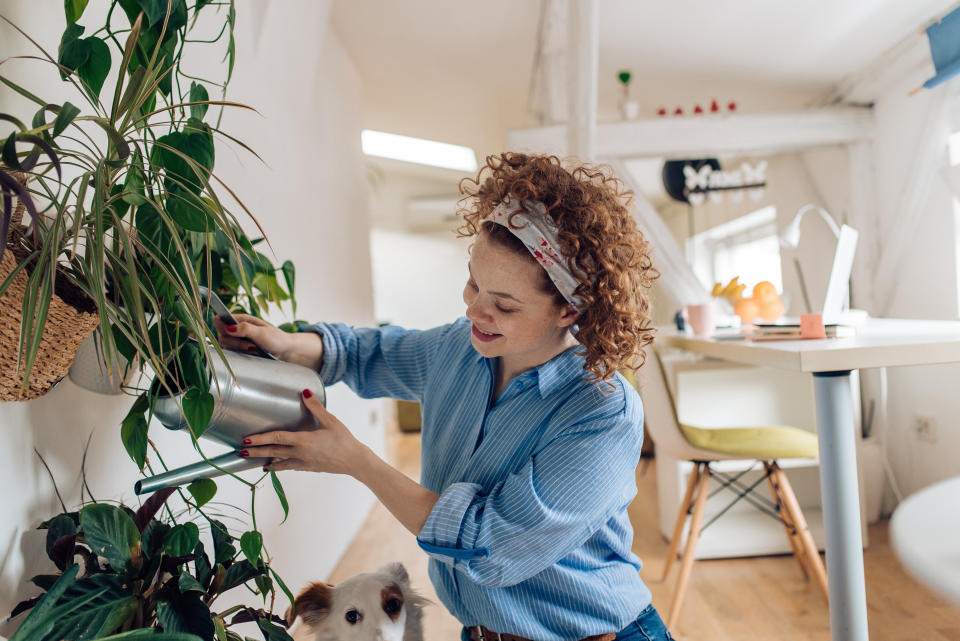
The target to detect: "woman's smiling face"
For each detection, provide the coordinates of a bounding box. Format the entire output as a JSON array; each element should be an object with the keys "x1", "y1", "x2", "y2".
[{"x1": 463, "y1": 232, "x2": 578, "y2": 367}]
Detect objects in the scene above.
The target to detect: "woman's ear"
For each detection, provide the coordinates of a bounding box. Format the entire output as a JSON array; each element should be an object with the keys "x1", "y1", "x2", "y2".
[{"x1": 557, "y1": 304, "x2": 580, "y2": 328}]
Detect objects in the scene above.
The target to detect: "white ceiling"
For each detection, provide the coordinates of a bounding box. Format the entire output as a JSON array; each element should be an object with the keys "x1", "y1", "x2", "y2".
[{"x1": 332, "y1": 0, "x2": 957, "y2": 159}]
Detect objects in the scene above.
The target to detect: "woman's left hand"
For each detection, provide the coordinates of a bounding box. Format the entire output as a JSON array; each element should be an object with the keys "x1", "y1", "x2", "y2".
[{"x1": 241, "y1": 389, "x2": 367, "y2": 475}]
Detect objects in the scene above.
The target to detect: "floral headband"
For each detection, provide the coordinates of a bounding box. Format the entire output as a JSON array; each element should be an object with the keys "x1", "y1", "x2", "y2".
[{"x1": 483, "y1": 199, "x2": 585, "y2": 310}]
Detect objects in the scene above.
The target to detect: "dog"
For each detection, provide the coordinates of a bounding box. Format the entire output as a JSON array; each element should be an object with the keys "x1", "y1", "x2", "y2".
[{"x1": 289, "y1": 562, "x2": 429, "y2": 641}]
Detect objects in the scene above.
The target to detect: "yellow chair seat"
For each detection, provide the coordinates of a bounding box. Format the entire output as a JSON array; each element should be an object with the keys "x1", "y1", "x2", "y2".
[{"x1": 678, "y1": 423, "x2": 819, "y2": 459}]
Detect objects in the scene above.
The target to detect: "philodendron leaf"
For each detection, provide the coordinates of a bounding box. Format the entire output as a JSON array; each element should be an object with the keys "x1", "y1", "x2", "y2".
[
  {"x1": 270, "y1": 470, "x2": 289, "y2": 524},
  {"x1": 222, "y1": 560, "x2": 262, "y2": 592},
  {"x1": 79, "y1": 505, "x2": 140, "y2": 572},
  {"x1": 65, "y1": 0, "x2": 90, "y2": 23},
  {"x1": 163, "y1": 522, "x2": 200, "y2": 557},
  {"x1": 182, "y1": 388, "x2": 214, "y2": 439},
  {"x1": 187, "y1": 478, "x2": 216, "y2": 508},
  {"x1": 239, "y1": 531, "x2": 262, "y2": 564},
  {"x1": 77, "y1": 38, "x2": 112, "y2": 100},
  {"x1": 58, "y1": 23, "x2": 87, "y2": 81},
  {"x1": 120, "y1": 412, "x2": 148, "y2": 471},
  {"x1": 209, "y1": 520, "x2": 235, "y2": 565},
  {"x1": 189, "y1": 82, "x2": 209, "y2": 121}
]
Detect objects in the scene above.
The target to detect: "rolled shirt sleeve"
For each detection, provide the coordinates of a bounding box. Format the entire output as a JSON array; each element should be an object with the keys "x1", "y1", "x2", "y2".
[{"x1": 417, "y1": 408, "x2": 642, "y2": 589}]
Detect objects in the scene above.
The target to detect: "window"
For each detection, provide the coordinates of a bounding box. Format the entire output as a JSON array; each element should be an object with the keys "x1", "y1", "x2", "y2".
[{"x1": 688, "y1": 205, "x2": 783, "y2": 294}]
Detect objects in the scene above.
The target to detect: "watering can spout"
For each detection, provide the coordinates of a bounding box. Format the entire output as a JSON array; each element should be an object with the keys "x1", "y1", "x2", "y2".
[{"x1": 134, "y1": 451, "x2": 267, "y2": 495}]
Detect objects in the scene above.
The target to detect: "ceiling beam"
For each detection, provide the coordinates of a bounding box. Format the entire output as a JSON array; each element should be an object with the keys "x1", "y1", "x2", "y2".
[{"x1": 508, "y1": 108, "x2": 876, "y2": 159}]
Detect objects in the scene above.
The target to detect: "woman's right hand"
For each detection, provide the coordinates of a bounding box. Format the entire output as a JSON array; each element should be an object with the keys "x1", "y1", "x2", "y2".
[{"x1": 213, "y1": 314, "x2": 324, "y2": 370}]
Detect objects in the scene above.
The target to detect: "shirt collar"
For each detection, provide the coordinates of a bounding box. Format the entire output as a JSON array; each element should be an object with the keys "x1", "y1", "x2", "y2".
[{"x1": 473, "y1": 344, "x2": 585, "y2": 398}]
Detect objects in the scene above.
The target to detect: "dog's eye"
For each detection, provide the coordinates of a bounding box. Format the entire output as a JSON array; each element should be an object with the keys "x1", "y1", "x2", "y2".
[
  {"x1": 383, "y1": 598, "x2": 401, "y2": 614},
  {"x1": 345, "y1": 609, "x2": 361, "y2": 624}
]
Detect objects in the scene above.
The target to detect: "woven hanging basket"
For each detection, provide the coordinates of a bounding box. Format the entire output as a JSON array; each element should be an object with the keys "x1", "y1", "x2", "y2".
[{"x1": 0, "y1": 171, "x2": 100, "y2": 401}]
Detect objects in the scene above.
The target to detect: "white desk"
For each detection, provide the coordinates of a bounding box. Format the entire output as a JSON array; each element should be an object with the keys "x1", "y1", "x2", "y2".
[
  {"x1": 659, "y1": 318, "x2": 960, "y2": 641},
  {"x1": 890, "y1": 475, "x2": 960, "y2": 607}
]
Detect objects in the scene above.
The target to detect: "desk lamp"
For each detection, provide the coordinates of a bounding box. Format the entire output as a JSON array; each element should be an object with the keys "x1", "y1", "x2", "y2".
[{"x1": 780, "y1": 204, "x2": 859, "y2": 325}]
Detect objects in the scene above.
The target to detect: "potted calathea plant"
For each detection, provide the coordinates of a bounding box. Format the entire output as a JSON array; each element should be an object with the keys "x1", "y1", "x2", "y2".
[
  {"x1": 8, "y1": 487, "x2": 295, "y2": 641},
  {"x1": 2, "y1": 1, "x2": 306, "y2": 638}
]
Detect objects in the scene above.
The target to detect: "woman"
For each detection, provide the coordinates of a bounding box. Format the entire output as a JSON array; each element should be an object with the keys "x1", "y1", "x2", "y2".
[{"x1": 219, "y1": 153, "x2": 670, "y2": 641}]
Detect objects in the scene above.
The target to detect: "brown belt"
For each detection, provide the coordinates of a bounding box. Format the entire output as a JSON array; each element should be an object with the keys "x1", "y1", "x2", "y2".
[{"x1": 468, "y1": 625, "x2": 615, "y2": 641}]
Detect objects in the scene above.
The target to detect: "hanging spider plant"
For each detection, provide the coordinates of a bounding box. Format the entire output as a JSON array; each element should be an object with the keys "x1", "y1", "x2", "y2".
[
  {"x1": 1, "y1": 0, "x2": 304, "y2": 480},
  {"x1": 0, "y1": 0, "x2": 299, "y2": 402}
]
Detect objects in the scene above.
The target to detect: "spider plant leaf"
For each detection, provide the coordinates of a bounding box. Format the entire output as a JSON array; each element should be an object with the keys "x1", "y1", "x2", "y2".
[
  {"x1": 0, "y1": 113, "x2": 28, "y2": 131},
  {"x1": 0, "y1": 76, "x2": 47, "y2": 108},
  {"x1": 52, "y1": 102, "x2": 81, "y2": 137},
  {"x1": 92, "y1": 118, "x2": 130, "y2": 161}
]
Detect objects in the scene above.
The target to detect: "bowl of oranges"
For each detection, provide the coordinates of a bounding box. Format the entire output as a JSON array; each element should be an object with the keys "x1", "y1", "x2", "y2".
[{"x1": 712, "y1": 278, "x2": 784, "y2": 324}]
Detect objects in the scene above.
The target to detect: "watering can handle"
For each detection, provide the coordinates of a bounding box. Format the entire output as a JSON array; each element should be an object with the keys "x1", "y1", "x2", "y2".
[{"x1": 198, "y1": 286, "x2": 276, "y2": 360}]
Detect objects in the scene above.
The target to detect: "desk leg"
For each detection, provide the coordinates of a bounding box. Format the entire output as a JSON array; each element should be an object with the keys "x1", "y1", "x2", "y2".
[{"x1": 814, "y1": 371, "x2": 869, "y2": 641}]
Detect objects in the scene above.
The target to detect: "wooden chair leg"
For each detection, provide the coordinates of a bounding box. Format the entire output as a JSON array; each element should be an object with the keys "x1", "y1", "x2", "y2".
[
  {"x1": 666, "y1": 463, "x2": 712, "y2": 629},
  {"x1": 662, "y1": 462, "x2": 702, "y2": 581},
  {"x1": 772, "y1": 464, "x2": 829, "y2": 602},
  {"x1": 763, "y1": 461, "x2": 809, "y2": 579}
]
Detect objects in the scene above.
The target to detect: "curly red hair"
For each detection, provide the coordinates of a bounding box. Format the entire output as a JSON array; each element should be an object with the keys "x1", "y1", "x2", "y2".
[{"x1": 457, "y1": 152, "x2": 659, "y2": 383}]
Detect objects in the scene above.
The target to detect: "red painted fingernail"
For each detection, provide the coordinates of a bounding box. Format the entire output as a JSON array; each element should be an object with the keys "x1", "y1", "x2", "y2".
[
  {"x1": 240, "y1": 450, "x2": 249, "y2": 457},
  {"x1": 302, "y1": 388, "x2": 313, "y2": 399},
  {"x1": 242, "y1": 438, "x2": 251, "y2": 445},
  {"x1": 226, "y1": 325, "x2": 237, "y2": 333}
]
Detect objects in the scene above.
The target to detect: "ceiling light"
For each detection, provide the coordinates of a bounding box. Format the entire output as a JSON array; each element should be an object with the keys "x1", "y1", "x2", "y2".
[{"x1": 361, "y1": 130, "x2": 478, "y2": 172}]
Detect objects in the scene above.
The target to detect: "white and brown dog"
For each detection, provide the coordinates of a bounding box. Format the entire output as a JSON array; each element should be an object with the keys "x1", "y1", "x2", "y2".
[{"x1": 289, "y1": 562, "x2": 429, "y2": 641}]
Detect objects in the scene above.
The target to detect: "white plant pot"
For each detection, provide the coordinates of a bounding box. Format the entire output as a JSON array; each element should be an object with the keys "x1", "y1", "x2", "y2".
[
  {"x1": 68, "y1": 329, "x2": 137, "y2": 395},
  {"x1": 619, "y1": 100, "x2": 639, "y2": 121}
]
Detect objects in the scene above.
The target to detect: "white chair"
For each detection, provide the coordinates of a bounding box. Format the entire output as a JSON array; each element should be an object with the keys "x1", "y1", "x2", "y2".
[{"x1": 635, "y1": 346, "x2": 828, "y2": 627}]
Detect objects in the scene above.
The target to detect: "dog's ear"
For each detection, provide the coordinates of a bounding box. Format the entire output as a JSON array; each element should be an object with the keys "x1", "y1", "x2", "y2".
[
  {"x1": 290, "y1": 582, "x2": 334, "y2": 627},
  {"x1": 377, "y1": 562, "x2": 409, "y2": 585}
]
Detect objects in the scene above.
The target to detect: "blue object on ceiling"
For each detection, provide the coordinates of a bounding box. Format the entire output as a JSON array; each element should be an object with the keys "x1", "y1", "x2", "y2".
[{"x1": 922, "y1": 5, "x2": 960, "y2": 90}]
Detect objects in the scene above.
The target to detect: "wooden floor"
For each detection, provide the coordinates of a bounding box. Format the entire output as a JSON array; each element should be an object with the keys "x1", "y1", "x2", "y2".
[{"x1": 327, "y1": 428, "x2": 960, "y2": 641}]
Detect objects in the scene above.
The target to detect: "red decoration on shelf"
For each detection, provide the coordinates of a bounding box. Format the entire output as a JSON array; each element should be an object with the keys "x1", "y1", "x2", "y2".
[
  {"x1": 657, "y1": 107, "x2": 667, "y2": 116},
  {"x1": 693, "y1": 105, "x2": 703, "y2": 114},
  {"x1": 674, "y1": 107, "x2": 684, "y2": 115},
  {"x1": 710, "y1": 99, "x2": 719, "y2": 112},
  {"x1": 728, "y1": 101, "x2": 737, "y2": 111}
]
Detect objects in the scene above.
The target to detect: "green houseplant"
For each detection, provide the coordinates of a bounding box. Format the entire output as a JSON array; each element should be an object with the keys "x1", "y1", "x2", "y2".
[
  {"x1": 2, "y1": 2, "x2": 307, "y2": 636},
  {"x1": 0, "y1": 0, "x2": 300, "y2": 405},
  {"x1": 8, "y1": 488, "x2": 294, "y2": 641}
]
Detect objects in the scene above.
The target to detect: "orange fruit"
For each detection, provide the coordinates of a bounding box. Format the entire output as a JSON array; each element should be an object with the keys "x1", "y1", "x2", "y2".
[
  {"x1": 734, "y1": 297, "x2": 760, "y2": 324},
  {"x1": 757, "y1": 298, "x2": 784, "y2": 321},
  {"x1": 752, "y1": 281, "x2": 778, "y2": 302}
]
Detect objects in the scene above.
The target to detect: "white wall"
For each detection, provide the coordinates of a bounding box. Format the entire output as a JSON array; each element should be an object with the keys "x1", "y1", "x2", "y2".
[
  {"x1": 867, "y1": 71, "x2": 960, "y2": 499},
  {"x1": 0, "y1": 0, "x2": 384, "y2": 630}
]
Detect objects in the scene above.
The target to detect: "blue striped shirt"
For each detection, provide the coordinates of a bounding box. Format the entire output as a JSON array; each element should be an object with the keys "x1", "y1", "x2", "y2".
[{"x1": 311, "y1": 317, "x2": 651, "y2": 641}]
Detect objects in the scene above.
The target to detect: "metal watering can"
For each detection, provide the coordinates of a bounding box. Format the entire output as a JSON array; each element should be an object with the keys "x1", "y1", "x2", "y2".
[{"x1": 134, "y1": 341, "x2": 326, "y2": 495}]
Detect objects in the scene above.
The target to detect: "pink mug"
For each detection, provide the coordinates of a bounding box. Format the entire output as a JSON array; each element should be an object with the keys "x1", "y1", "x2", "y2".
[{"x1": 684, "y1": 302, "x2": 717, "y2": 336}]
